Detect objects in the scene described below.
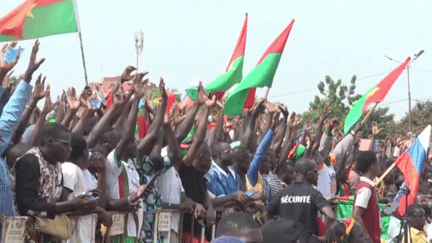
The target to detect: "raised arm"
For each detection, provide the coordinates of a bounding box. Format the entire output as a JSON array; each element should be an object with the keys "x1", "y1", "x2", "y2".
[
  {"x1": 29, "y1": 84, "x2": 56, "y2": 146},
  {"x1": 183, "y1": 96, "x2": 215, "y2": 167},
  {"x1": 271, "y1": 104, "x2": 288, "y2": 157},
  {"x1": 306, "y1": 108, "x2": 329, "y2": 158},
  {"x1": 247, "y1": 126, "x2": 275, "y2": 187},
  {"x1": 0, "y1": 41, "x2": 21, "y2": 83},
  {"x1": 369, "y1": 121, "x2": 382, "y2": 151},
  {"x1": 71, "y1": 93, "x2": 96, "y2": 135},
  {"x1": 175, "y1": 82, "x2": 207, "y2": 144},
  {"x1": 278, "y1": 113, "x2": 300, "y2": 166},
  {"x1": 241, "y1": 100, "x2": 265, "y2": 151},
  {"x1": 0, "y1": 40, "x2": 44, "y2": 151},
  {"x1": 61, "y1": 87, "x2": 80, "y2": 127},
  {"x1": 86, "y1": 92, "x2": 125, "y2": 148},
  {"x1": 115, "y1": 73, "x2": 147, "y2": 160},
  {"x1": 137, "y1": 78, "x2": 167, "y2": 158},
  {"x1": 210, "y1": 109, "x2": 225, "y2": 146},
  {"x1": 11, "y1": 75, "x2": 47, "y2": 144}
]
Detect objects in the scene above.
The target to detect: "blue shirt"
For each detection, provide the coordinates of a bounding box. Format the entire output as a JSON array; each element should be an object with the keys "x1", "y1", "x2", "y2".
[
  {"x1": 205, "y1": 162, "x2": 240, "y2": 197},
  {"x1": 0, "y1": 81, "x2": 32, "y2": 217}
]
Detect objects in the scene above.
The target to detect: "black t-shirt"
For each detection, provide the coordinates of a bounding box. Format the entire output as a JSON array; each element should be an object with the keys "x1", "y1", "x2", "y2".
[
  {"x1": 178, "y1": 161, "x2": 207, "y2": 205},
  {"x1": 265, "y1": 181, "x2": 328, "y2": 241},
  {"x1": 178, "y1": 161, "x2": 210, "y2": 238}
]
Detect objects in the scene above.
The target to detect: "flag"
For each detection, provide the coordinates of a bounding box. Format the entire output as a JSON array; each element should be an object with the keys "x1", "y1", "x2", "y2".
[
  {"x1": 336, "y1": 196, "x2": 390, "y2": 240},
  {"x1": 205, "y1": 14, "x2": 248, "y2": 101},
  {"x1": 187, "y1": 14, "x2": 247, "y2": 102},
  {"x1": 224, "y1": 19, "x2": 295, "y2": 115},
  {"x1": 395, "y1": 125, "x2": 431, "y2": 216},
  {"x1": 344, "y1": 57, "x2": 411, "y2": 134},
  {"x1": 0, "y1": 0, "x2": 78, "y2": 42}
]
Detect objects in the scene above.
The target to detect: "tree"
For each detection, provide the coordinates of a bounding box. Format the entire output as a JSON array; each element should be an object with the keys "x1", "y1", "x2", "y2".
[
  {"x1": 400, "y1": 100, "x2": 432, "y2": 136},
  {"x1": 300, "y1": 75, "x2": 361, "y2": 127},
  {"x1": 358, "y1": 107, "x2": 395, "y2": 139}
]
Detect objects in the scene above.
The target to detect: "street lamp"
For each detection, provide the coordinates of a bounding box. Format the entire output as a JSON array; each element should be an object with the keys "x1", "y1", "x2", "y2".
[{"x1": 384, "y1": 50, "x2": 424, "y2": 133}]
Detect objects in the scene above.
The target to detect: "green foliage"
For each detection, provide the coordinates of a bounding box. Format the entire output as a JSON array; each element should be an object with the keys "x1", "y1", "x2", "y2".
[
  {"x1": 300, "y1": 75, "x2": 396, "y2": 139},
  {"x1": 358, "y1": 107, "x2": 396, "y2": 139},
  {"x1": 400, "y1": 100, "x2": 432, "y2": 136},
  {"x1": 300, "y1": 75, "x2": 361, "y2": 126}
]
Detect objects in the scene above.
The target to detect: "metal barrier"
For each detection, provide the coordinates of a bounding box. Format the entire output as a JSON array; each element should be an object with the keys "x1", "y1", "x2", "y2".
[
  {"x1": 152, "y1": 209, "x2": 219, "y2": 243},
  {"x1": 0, "y1": 208, "x2": 232, "y2": 243}
]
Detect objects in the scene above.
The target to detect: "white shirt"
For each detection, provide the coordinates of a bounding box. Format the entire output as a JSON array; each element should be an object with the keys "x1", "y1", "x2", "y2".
[
  {"x1": 83, "y1": 169, "x2": 98, "y2": 191},
  {"x1": 61, "y1": 162, "x2": 93, "y2": 243},
  {"x1": 354, "y1": 176, "x2": 375, "y2": 209},
  {"x1": 105, "y1": 150, "x2": 144, "y2": 238},
  {"x1": 62, "y1": 162, "x2": 88, "y2": 199},
  {"x1": 317, "y1": 164, "x2": 337, "y2": 198},
  {"x1": 156, "y1": 166, "x2": 185, "y2": 233}
]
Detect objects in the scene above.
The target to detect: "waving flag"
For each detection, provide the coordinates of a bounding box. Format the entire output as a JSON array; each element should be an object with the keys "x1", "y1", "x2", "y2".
[
  {"x1": 344, "y1": 57, "x2": 411, "y2": 134},
  {"x1": 394, "y1": 125, "x2": 431, "y2": 216},
  {"x1": 187, "y1": 14, "x2": 248, "y2": 102},
  {"x1": 224, "y1": 19, "x2": 295, "y2": 115},
  {"x1": 0, "y1": 0, "x2": 78, "y2": 42}
]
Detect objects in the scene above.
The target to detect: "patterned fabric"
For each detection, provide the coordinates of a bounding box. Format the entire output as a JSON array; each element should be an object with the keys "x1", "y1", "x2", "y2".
[
  {"x1": 23, "y1": 147, "x2": 63, "y2": 203},
  {"x1": 133, "y1": 155, "x2": 173, "y2": 243},
  {"x1": 263, "y1": 170, "x2": 283, "y2": 199}
]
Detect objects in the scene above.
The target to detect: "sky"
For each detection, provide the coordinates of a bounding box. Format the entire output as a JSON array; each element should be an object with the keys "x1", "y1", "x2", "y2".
[{"x1": 1, "y1": 1, "x2": 432, "y2": 120}]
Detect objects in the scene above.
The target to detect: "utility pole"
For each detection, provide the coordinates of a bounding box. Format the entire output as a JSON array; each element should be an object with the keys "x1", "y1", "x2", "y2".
[
  {"x1": 134, "y1": 30, "x2": 144, "y2": 71},
  {"x1": 384, "y1": 50, "x2": 424, "y2": 133}
]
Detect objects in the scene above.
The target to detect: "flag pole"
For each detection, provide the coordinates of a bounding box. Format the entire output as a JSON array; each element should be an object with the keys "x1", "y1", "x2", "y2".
[
  {"x1": 375, "y1": 162, "x2": 397, "y2": 186},
  {"x1": 361, "y1": 103, "x2": 378, "y2": 124},
  {"x1": 264, "y1": 87, "x2": 271, "y2": 100},
  {"x1": 72, "y1": 0, "x2": 89, "y2": 86}
]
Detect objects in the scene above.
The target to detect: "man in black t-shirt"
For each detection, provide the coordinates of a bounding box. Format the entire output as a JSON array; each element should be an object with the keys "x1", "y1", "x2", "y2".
[{"x1": 265, "y1": 158, "x2": 335, "y2": 243}]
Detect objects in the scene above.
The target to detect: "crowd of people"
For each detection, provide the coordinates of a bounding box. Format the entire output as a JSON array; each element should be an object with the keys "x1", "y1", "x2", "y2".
[{"x1": 0, "y1": 39, "x2": 431, "y2": 243}]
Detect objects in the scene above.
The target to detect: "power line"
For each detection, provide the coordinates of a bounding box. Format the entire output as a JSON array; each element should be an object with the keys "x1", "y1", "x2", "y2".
[{"x1": 269, "y1": 71, "x2": 392, "y2": 99}]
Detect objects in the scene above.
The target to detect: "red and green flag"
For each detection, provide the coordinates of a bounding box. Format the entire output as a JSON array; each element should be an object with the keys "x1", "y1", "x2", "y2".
[
  {"x1": 224, "y1": 19, "x2": 295, "y2": 115},
  {"x1": 344, "y1": 57, "x2": 411, "y2": 134},
  {"x1": 186, "y1": 14, "x2": 248, "y2": 101},
  {"x1": 0, "y1": 0, "x2": 78, "y2": 42}
]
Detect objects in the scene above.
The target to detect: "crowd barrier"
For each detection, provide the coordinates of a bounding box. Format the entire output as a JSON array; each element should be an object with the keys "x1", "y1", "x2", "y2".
[{"x1": 1, "y1": 207, "x2": 231, "y2": 243}]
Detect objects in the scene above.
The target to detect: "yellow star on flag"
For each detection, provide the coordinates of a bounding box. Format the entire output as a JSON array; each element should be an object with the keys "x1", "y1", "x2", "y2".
[{"x1": 25, "y1": 3, "x2": 37, "y2": 18}]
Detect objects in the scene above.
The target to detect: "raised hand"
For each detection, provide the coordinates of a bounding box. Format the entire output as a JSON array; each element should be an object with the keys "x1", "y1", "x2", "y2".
[
  {"x1": 32, "y1": 74, "x2": 47, "y2": 101},
  {"x1": 113, "y1": 91, "x2": 126, "y2": 106},
  {"x1": 79, "y1": 90, "x2": 94, "y2": 111},
  {"x1": 256, "y1": 99, "x2": 266, "y2": 114},
  {"x1": 2, "y1": 69, "x2": 14, "y2": 88},
  {"x1": 265, "y1": 101, "x2": 278, "y2": 113},
  {"x1": 289, "y1": 112, "x2": 300, "y2": 129},
  {"x1": 0, "y1": 42, "x2": 20, "y2": 73},
  {"x1": 133, "y1": 72, "x2": 149, "y2": 98},
  {"x1": 205, "y1": 94, "x2": 216, "y2": 108},
  {"x1": 120, "y1": 66, "x2": 137, "y2": 83},
  {"x1": 327, "y1": 118, "x2": 340, "y2": 130},
  {"x1": 278, "y1": 104, "x2": 289, "y2": 118},
  {"x1": 195, "y1": 81, "x2": 209, "y2": 106},
  {"x1": 23, "y1": 39, "x2": 45, "y2": 82},
  {"x1": 42, "y1": 84, "x2": 57, "y2": 114},
  {"x1": 371, "y1": 121, "x2": 382, "y2": 136},
  {"x1": 320, "y1": 105, "x2": 329, "y2": 123},
  {"x1": 159, "y1": 77, "x2": 167, "y2": 101},
  {"x1": 66, "y1": 87, "x2": 80, "y2": 110}
]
